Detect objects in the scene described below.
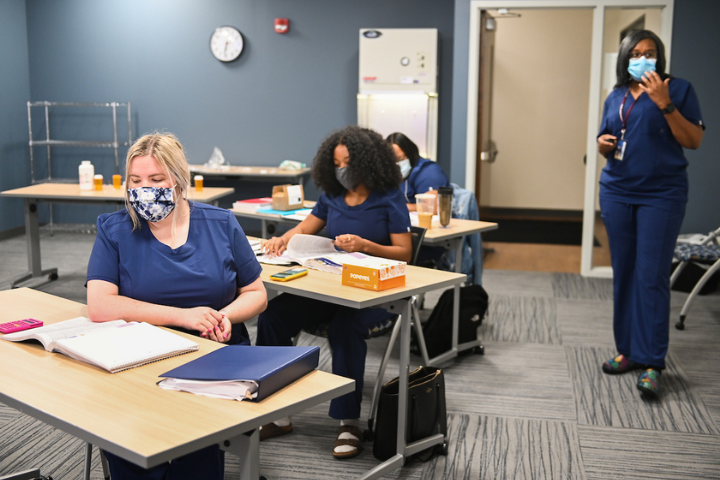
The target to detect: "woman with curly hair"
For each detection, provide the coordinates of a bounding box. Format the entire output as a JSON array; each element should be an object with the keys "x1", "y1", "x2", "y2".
[{"x1": 257, "y1": 125, "x2": 412, "y2": 459}]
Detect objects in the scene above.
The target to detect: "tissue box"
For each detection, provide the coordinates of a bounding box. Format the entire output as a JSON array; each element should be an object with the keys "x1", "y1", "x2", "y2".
[
  {"x1": 341, "y1": 257, "x2": 406, "y2": 291},
  {"x1": 272, "y1": 184, "x2": 304, "y2": 211}
]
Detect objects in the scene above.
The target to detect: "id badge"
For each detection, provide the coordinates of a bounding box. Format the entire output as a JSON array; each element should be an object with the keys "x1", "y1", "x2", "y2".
[{"x1": 614, "y1": 140, "x2": 627, "y2": 161}]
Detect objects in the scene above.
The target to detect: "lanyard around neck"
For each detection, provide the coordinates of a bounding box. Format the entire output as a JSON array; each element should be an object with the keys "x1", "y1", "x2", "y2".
[{"x1": 618, "y1": 88, "x2": 640, "y2": 137}]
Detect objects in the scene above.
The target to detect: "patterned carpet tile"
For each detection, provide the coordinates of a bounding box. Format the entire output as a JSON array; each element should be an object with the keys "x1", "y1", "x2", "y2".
[
  {"x1": 482, "y1": 270, "x2": 555, "y2": 298},
  {"x1": 0, "y1": 408, "x2": 105, "y2": 479},
  {"x1": 481, "y1": 295, "x2": 562, "y2": 344},
  {"x1": 567, "y1": 345, "x2": 719, "y2": 434},
  {"x1": 554, "y1": 299, "x2": 615, "y2": 347},
  {"x1": 578, "y1": 424, "x2": 720, "y2": 480},
  {"x1": 552, "y1": 273, "x2": 613, "y2": 301},
  {"x1": 422, "y1": 413, "x2": 585, "y2": 480},
  {"x1": 672, "y1": 344, "x2": 720, "y2": 431},
  {"x1": 239, "y1": 410, "x2": 423, "y2": 479},
  {"x1": 442, "y1": 342, "x2": 576, "y2": 421}
]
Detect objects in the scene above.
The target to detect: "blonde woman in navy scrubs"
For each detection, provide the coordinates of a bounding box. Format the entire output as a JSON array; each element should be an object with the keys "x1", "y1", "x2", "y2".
[{"x1": 597, "y1": 30, "x2": 704, "y2": 399}]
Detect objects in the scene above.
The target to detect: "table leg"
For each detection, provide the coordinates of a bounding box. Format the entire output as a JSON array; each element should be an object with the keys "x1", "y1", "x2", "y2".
[
  {"x1": 359, "y1": 298, "x2": 443, "y2": 479},
  {"x1": 220, "y1": 429, "x2": 260, "y2": 480},
  {"x1": 10, "y1": 199, "x2": 57, "y2": 288}
]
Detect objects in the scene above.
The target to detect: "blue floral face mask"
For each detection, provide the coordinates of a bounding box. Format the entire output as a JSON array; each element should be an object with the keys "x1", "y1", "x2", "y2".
[
  {"x1": 128, "y1": 186, "x2": 176, "y2": 223},
  {"x1": 628, "y1": 57, "x2": 657, "y2": 82}
]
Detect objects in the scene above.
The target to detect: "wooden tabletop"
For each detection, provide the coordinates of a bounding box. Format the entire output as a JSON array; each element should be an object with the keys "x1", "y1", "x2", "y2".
[
  {"x1": 188, "y1": 165, "x2": 311, "y2": 179},
  {"x1": 0, "y1": 288, "x2": 353, "y2": 468},
  {"x1": 0, "y1": 183, "x2": 235, "y2": 204},
  {"x1": 261, "y1": 263, "x2": 466, "y2": 310},
  {"x1": 421, "y1": 218, "x2": 498, "y2": 244}
]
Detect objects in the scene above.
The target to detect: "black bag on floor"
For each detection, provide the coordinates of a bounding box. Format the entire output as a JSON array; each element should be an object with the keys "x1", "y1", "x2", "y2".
[
  {"x1": 421, "y1": 284, "x2": 489, "y2": 358},
  {"x1": 372, "y1": 366, "x2": 447, "y2": 461}
]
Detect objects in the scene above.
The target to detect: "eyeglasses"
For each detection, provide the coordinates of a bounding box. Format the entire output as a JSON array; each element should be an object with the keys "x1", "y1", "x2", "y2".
[{"x1": 629, "y1": 50, "x2": 657, "y2": 59}]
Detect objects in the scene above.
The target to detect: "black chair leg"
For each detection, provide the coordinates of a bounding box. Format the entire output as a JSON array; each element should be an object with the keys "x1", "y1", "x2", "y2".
[{"x1": 675, "y1": 315, "x2": 686, "y2": 330}]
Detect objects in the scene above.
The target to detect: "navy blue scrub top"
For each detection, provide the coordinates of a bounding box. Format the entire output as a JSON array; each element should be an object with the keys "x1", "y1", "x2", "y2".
[
  {"x1": 402, "y1": 157, "x2": 449, "y2": 204},
  {"x1": 598, "y1": 77, "x2": 703, "y2": 203},
  {"x1": 311, "y1": 188, "x2": 411, "y2": 246},
  {"x1": 87, "y1": 202, "x2": 262, "y2": 345}
]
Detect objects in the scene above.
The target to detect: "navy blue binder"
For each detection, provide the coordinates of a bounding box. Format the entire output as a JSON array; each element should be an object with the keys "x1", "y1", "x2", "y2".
[{"x1": 159, "y1": 345, "x2": 320, "y2": 401}]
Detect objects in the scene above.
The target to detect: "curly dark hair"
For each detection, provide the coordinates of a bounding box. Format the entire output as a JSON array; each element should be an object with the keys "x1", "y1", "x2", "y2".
[
  {"x1": 312, "y1": 126, "x2": 402, "y2": 197},
  {"x1": 386, "y1": 132, "x2": 421, "y2": 168},
  {"x1": 615, "y1": 30, "x2": 668, "y2": 87}
]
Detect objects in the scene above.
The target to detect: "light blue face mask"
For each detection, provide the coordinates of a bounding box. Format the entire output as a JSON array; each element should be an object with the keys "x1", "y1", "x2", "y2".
[
  {"x1": 397, "y1": 159, "x2": 412, "y2": 180},
  {"x1": 335, "y1": 167, "x2": 356, "y2": 191},
  {"x1": 128, "y1": 186, "x2": 176, "y2": 223},
  {"x1": 628, "y1": 57, "x2": 657, "y2": 82}
]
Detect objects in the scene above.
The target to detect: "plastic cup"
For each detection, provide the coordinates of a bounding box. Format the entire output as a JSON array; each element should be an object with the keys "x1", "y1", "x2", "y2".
[
  {"x1": 415, "y1": 193, "x2": 435, "y2": 230},
  {"x1": 93, "y1": 174, "x2": 103, "y2": 191},
  {"x1": 194, "y1": 175, "x2": 204, "y2": 192}
]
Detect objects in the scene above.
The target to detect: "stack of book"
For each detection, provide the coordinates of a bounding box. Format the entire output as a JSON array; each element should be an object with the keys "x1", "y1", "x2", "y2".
[{"x1": 232, "y1": 197, "x2": 273, "y2": 213}]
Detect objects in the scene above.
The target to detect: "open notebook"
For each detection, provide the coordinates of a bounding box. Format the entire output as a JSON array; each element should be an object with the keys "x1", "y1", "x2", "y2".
[{"x1": 2, "y1": 316, "x2": 198, "y2": 373}]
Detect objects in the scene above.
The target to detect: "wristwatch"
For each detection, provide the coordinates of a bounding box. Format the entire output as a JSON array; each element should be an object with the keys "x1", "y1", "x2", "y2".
[{"x1": 662, "y1": 103, "x2": 676, "y2": 115}]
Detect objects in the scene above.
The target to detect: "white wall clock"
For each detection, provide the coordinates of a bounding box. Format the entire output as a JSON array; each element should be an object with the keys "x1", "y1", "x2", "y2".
[{"x1": 210, "y1": 26, "x2": 244, "y2": 62}]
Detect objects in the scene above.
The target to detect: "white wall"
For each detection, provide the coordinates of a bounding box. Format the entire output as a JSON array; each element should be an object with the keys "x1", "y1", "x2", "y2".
[{"x1": 479, "y1": 8, "x2": 592, "y2": 211}]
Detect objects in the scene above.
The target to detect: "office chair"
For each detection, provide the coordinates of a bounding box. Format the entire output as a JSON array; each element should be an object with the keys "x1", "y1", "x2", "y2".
[{"x1": 670, "y1": 226, "x2": 720, "y2": 330}]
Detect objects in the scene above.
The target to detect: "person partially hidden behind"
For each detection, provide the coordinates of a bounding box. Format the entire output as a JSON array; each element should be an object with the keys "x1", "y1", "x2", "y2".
[
  {"x1": 86, "y1": 132, "x2": 267, "y2": 479},
  {"x1": 386, "y1": 131, "x2": 449, "y2": 211},
  {"x1": 597, "y1": 30, "x2": 703, "y2": 399},
  {"x1": 258, "y1": 125, "x2": 412, "y2": 459}
]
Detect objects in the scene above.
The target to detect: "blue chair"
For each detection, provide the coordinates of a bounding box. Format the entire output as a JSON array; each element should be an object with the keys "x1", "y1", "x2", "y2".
[
  {"x1": 670, "y1": 226, "x2": 720, "y2": 330},
  {"x1": 436, "y1": 183, "x2": 483, "y2": 285}
]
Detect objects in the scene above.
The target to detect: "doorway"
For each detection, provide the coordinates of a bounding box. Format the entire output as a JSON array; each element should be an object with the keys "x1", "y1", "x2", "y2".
[{"x1": 465, "y1": 0, "x2": 675, "y2": 277}]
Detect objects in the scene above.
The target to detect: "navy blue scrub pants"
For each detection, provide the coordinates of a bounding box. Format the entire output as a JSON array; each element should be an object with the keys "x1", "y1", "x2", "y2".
[
  {"x1": 600, "y1": 196, "x2": 686, "y2": 369},
  {"x1": 256, "y1": 293, "x2": 394, "y2": 419},
  {"x1": 103, "y1": 446, "x2": 224, "y2": 480}
]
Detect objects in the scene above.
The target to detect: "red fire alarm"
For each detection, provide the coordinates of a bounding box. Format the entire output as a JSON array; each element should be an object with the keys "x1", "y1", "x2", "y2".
[{"x1": 275, "y1": 18, "x2": 289, "y2": 34}]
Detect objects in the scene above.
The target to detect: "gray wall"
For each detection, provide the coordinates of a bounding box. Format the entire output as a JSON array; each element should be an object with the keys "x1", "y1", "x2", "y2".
[
  {"x1": 0, "y1": 0, "x2": 455, "y2": 229},
  {"x1": 0, "y1": 1, "x2": 31, "y2": 234},
  {"x1": 450, "y1": 0, "x2": 719, "y2": 234}
]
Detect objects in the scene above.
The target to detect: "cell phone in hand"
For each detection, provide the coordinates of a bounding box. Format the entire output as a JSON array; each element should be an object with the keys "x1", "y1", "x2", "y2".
[
  {"x1": 270, "y1": 267, "x2": 308, "y2": 282},
  {"x1": 0, "y1": 318, "x2": 43, "y2": 333}
]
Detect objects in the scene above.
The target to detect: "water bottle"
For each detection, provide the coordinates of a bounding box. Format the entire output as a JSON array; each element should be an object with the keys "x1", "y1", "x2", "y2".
[{"x1": 79, "y1": 160, "x2": 94, "y2": 190}]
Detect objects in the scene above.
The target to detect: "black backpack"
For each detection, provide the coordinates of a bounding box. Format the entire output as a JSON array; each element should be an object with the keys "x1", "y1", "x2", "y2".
[{"x1": 419, "y1": 284, "x2": 489, "y2": 358}]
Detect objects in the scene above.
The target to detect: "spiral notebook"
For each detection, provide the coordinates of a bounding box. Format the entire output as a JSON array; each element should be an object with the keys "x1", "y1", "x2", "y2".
[{"x1": 3, "y1": 317, "x2": 198, "y2": 373}]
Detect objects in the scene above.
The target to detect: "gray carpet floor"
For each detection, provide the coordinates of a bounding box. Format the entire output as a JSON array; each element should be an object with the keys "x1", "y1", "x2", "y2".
[{"x1": 1, "y1": 228, "x2": 719, "y2": 479}]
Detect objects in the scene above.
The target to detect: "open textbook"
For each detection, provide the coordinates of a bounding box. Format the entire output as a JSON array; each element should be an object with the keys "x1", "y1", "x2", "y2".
[
  {"x1": 2, "y1": 316, "x2": 198, "y2": 373},
  {"x1": 257, "y1": 234, "x2": 370, "y2": 274}
]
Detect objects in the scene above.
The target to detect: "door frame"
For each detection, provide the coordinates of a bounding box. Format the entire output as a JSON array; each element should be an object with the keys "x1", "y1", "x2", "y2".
[{"x1": 465, "y1": 0, "x2": 674, "y2": 278}]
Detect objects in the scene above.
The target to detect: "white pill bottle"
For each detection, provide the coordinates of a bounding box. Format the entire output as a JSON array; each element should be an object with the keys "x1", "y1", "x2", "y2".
[{"x1": 79, "y1": 160, "x2": 94, "y2": 191}]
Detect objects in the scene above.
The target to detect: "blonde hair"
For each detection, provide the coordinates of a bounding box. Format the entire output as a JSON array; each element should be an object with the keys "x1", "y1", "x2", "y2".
[{"x1": 124, "y1": 132, "x2": 191, "y2": 230}]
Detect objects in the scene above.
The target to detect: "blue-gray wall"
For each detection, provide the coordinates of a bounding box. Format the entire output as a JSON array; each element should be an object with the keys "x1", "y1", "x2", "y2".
[
  {"x1": 0, "y1": 0, "x2": 455, "y2": 229},
  {"x1": 450, "y1": 0, "x2": 719, "y2": 234},
  {"x1": 1, "y1": 0, "x2": 716, "y2": 235},
  {"x1": 0, "y1": 1, "x2": 31, "y2": 234}
]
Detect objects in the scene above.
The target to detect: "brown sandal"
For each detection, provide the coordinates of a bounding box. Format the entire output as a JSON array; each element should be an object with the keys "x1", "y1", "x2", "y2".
[
  {"x1": 332, "y1": 425, "x2": 364, "y2": 459},
  {"x1": 259, "y1": 421, "x2": 293, "y2": 441}
]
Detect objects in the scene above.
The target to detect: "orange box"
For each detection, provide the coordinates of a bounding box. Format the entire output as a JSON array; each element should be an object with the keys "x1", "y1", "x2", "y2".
[{"x1": 341, "y1": 258, "x2": 406, "y2": 291}]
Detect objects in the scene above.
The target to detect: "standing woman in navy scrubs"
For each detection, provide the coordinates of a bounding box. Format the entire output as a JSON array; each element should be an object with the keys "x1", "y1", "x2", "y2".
[
  {"x1": 258, "y1": 126, "x2": 411, "y2": 459},
  {"x1": 597, "y1": 30, "x2": 704, "y2": 399}
]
